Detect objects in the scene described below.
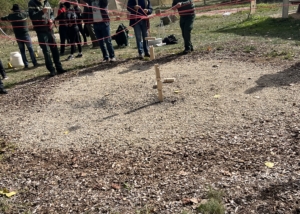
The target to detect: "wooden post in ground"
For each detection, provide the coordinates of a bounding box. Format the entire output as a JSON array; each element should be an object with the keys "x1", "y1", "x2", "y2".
[
  {"x1": 150, "y1": 45, "x2": 155, "y2": 60},
  {"x1": 155, "y1": 64, "x2": 163, "y2": 102},
  {"x1": 250, "y1": 0, "x2": 256, "y2": 14},
  {"x1": 282, "y1": 0, "x2": 289, "y2": 18}
]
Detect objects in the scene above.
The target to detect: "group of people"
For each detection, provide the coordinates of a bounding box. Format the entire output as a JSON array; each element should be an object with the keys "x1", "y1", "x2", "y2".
[{"x1": 0, "y1": 0, "x2": 195, "y2": 95}]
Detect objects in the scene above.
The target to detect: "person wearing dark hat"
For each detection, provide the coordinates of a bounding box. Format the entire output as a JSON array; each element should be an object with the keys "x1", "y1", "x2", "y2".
[
  {"x1": 1, "y1": 4, "x2": 38, "y2": 69},
  {"x1": 28, "y1": 0, "x2": 66, "y2": 77}
]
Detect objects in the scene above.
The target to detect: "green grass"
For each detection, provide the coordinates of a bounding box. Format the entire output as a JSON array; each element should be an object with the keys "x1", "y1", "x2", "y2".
[
  {"x1": 197, "y1": 187, "x2": 225, "y2": 214},
  {"x1": 1, "y1": 2, "x2": 299, "y2": 89}
]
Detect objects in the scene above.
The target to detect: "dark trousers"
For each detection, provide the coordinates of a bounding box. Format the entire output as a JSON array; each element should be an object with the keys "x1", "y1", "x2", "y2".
[
  {"x1": 59, "y1": 25, "x2": 68, "y2": 54},
  {"x1": 0, "y1": 78, "x2": 4, "y2": 91},
  {"x1": 0, "y1": 59, "x2": 7, "y2": 79},
  {"x1": 69, "y1": 26, "x2": 82, "y2": 54},
  {"x1": 37, "y1": 30, "x2": 63, "y2": 74},
  {"x1": 133, "y1": 20, "x2": 149, "y2": 55},
  {"x1": 94, "y1": 22, "x2": 115, "y2": 60},
  {"x1": 85, "y1": 23, "x2": 98, "y2": 47},
  {"x1": 77, "y1": 23, "x2": 87, "y2": 43},
  {"x1": 16, "y1": 34, "x2": 37, "y2": 67},
  {"x1": 179, "y1": 14, "x2": 195, "y2": 51}
]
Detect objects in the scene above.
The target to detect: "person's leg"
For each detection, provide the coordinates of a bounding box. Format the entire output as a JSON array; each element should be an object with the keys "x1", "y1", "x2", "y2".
[
  {"x1": 0, "y1": 78, "x2": 7, "y2": 94},
  {"x1": 37, "y1": 32, "x2": 56, "y2": 75},
  {"x1": 74, "y1": 27, "x2": 82, "y2": 56},
  {"x1": 141, "y1": 20, "x2": 149, "y2": 56},
  {"x1": 24, "y1": 35, "x2": 38, "y2": 66},
  {"x1": 133, "y1": 22, "x2": 143, "y2": 56},
  {"x1": 78, "y1": 23, "x2": 87, "y2": 43},
  {"x1": 59, "y1": 25, "x2": 66, "y2": 54},
  {"x1": 17, "y1": 40, "x2": 29, "y2": 68},
  {"x1": 182, "y1": 15, "x2": 195, "y2": 52},
  {"x1": 68, "y1": 27, "x2": 76, "y2": 56},
  {"x1": 179, "y1": 17, "x2": 187, "y2": 51},
  {"x1": 0, "y1": 59, "x2": 7, "y2": 79},
  {"x1": 86, "y1": 24, "x2": 98, "y2": 47},
  {"x1": 47, "y1": 31, "x2": 64, "y2": 72},
  {"x1": 94, "y1": 22, "x2": 109, "y2": 60},
  {"x1": 102, "y1": 22, "x2": 115, "y2": 59}
]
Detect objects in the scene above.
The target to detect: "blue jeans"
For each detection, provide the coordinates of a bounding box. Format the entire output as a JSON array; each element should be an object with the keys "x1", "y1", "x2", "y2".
[
  {"x1": 133, "y1": 20, "x2": 149, "y2": 55},
  {"x1": 93, "y1": 22, "x2": 115, "y2": 60},
  {"x1": 17, "y1": 34, "x2": 37, "y2": 67}
]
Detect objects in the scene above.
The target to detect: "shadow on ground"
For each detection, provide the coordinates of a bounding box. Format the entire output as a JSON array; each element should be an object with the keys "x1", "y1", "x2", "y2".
[{"x1": 245, "y1": 61, "x2": 300, "y2": 94}]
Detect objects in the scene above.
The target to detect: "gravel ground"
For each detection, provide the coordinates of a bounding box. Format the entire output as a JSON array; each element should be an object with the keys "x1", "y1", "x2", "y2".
[{"x1": 0, "y1": 51, "x2": 300, "y2": 213}]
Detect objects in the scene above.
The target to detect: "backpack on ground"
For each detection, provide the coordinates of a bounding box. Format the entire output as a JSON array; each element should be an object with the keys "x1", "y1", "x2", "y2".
[
  {"x1": 162, "y1": 34, "x2": 178, "y2": 45},
  {"x1": 112, "y1": 24, "x2": 129, "y2": 47}
]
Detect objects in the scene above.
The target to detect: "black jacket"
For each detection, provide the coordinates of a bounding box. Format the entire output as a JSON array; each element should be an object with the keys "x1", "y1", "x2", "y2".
[
  {"x1": 28, "y1": 0, "x2": 54, "y2": 32},
  {"x1": 1, "y1": 12, "x2": 29, "y2": 38}
]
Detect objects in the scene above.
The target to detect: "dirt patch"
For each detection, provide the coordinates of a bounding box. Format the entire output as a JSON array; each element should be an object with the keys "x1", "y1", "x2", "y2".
[{"x1": 0, "y1": 51, "x2": 300, "y2": 213}]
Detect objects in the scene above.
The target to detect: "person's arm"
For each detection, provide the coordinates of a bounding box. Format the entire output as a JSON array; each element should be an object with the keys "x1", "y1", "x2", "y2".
[
  {"x1": 144, "y1": 0, "x2": 153, "y2": 15},
  {"x1": 0, "y1": 15, "x2": 9, "y2": 21},
  {"x1": 28, "y1": 1, "x2": 45, "y2": 20},
  {"x1": 100, "y1": 0, "x2": 108, "y2": 8}
]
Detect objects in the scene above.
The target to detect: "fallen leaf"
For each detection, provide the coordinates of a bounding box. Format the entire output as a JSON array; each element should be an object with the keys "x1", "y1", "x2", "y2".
[
  {"x1": 0, "y1": 190, "x2": 17, "y2": 198},
  {"x1": 174, "y1": 90, "x2": 180, "y2": 94},
  {"x1": 64, "y1": 131, "x2": 69, "y2": 135},
  {"x1": 214, "y1": 94, "x2": 221, "y2": 98},
  {"x1": 265, "y1": 161, "x2": 274, "y2": 168},
  {"x1": 111, "y1": 183, "x2": 121, "y2": 190}
]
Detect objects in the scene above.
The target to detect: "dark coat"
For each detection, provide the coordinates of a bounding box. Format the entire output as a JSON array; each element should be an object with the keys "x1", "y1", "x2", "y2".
[{"x1": 127, "y1": 0, "x2": 153, "y2": 26}]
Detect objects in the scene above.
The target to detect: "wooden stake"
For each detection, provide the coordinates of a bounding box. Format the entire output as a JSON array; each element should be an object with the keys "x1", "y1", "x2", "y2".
[
  {"x1": 155, "y1": 64, "x2": 163, "y2": 102},
  {"x1": 250, "y1": 0, "x2": 256, "y2": 14},
  {"x1": 150, "y1": 45, "x2": 155, "y2": 60}
]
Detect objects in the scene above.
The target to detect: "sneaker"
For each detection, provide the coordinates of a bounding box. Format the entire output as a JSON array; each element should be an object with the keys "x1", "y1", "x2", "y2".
[
  {"x1": 139, "y1": 54, "x2": 144, "y2": 59},
  {"x1": 49, "y1": 72, "x2": 56, "y2": 77},
  {"x1": 144, "y1": 53, "x2": 150, "y2": 58},
  {"x1": 67, "y1": 55, "x2": 74, "y2": 61},
  {"x1": 23, "y1": 66, "x2": 29, "y2": 70},
  {"x1": 57, "y1": 69, "x2": 66, "y2": 74},
  {"x1": 103, "y1": 58, "x2": 109, "y2": 63},
  {"x1": 0, "y1": 89, "x2": 7, "y2": 94},
  {"x1": 34, "y1": 63, "x2": 40, "y2": 67},
  {"x1": 182, "y1": 49, "x2": 191, "y2": 55},
  {"x1": 76, "y1": 53, "x2": 83, "y2": 58},
  {"x1": 110, "y1": 57, "x2": 116, "y2": 62},
  {"x1": 3, "y1": 76, "x2": 8, "y2": 80}
]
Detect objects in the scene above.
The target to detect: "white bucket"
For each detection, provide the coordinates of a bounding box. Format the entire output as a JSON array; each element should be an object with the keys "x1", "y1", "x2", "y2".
[{"x1": 10, "y1": 52, "x2": 24, "y2": 68}]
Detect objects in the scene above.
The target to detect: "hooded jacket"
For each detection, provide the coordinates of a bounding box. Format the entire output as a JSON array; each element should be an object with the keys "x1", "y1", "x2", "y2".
[{"x1": 28, "y1": 0, "x2": 54, "y2": 32}]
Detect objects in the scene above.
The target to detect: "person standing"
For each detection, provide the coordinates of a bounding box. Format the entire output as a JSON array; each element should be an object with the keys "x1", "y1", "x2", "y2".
[
  {"x1": 127, "y1": 0, "x2": 152, "y2": 59},
  {"x1": 79, "y1": 0, "x2": 116, "y2": 62},
  {"x1": 1, "y1": 4, "x2": 38, "y2": 69},
  {"x1": 56, "y1": 2, "x2": 68, "y2": 56},
  {"x1": 172, "y1": 0, "x2": 195, "y2": 54},
  {"x1": 82, "y1": 3, "x2": 98, "y2": 48},
  {"x1": 28, "y1": 0, "x2": 66, "y2": 77},
  {"x1": 62, "y1": 2, "x2": 83, "y2": 60},
  {"x1": 73, "y1": 2, "x2": 88, "y2": 45}
]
